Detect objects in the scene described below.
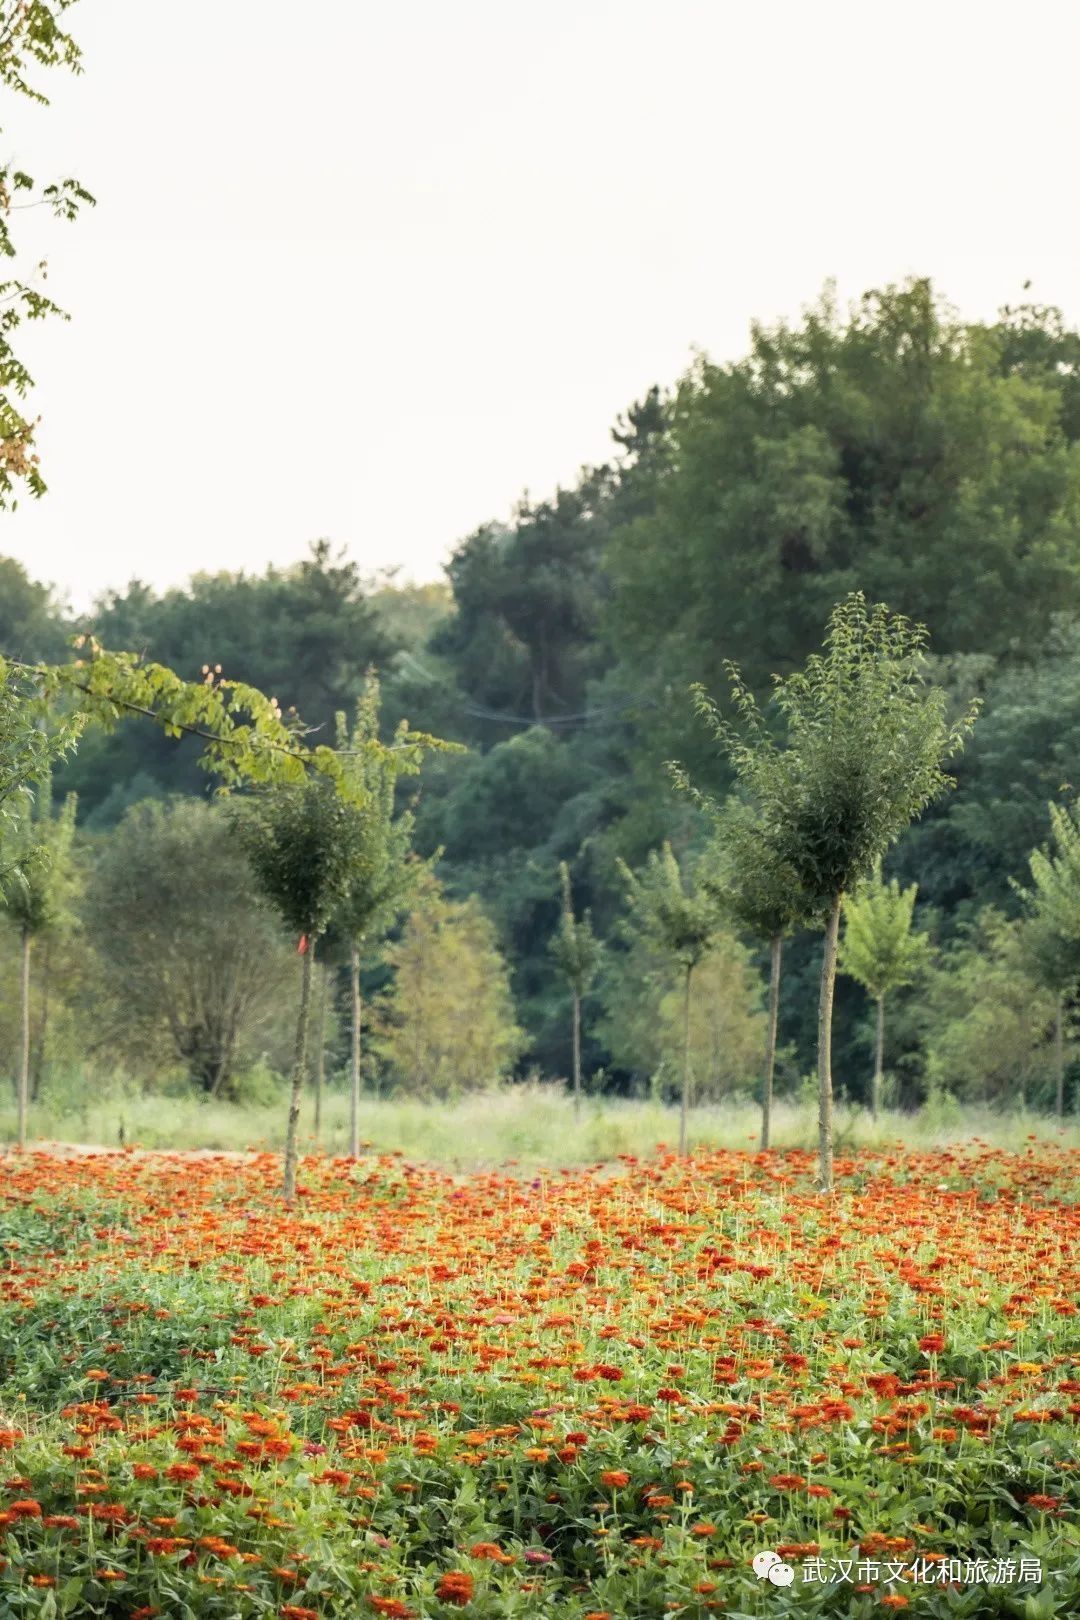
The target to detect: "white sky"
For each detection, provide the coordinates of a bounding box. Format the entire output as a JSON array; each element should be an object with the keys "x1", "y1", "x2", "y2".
[{"x1": 4, "y1": 0, "x2": 1080, "y2": 610}]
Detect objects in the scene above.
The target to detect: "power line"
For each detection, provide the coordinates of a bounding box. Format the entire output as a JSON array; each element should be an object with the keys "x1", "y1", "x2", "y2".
[{"x1": 395, "y1": 650, "x2": 660, "y2": 729}]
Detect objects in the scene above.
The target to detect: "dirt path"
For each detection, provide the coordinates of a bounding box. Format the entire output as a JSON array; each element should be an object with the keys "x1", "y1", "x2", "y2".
[{"x1": 3, "y1": 1140, "x2": 261, "y2": 1161}]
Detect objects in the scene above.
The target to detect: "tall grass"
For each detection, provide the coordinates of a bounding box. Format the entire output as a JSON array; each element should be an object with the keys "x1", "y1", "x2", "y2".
[{"x1": 2, "y1": 1075, "x2": 1077, "y2": 1167}]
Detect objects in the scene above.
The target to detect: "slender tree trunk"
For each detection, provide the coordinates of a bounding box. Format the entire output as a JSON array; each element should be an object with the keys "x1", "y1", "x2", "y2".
[
  {"x1": 1055, "y1": 993, "x2": 1065, "y2": 1119},
  {"x1": 31, "y1": 935, "x2": 51, "y2": 1102},
  {"x1": 760, "y1": 934, "x2": 782, "y2": 1151},
  {"x1": 16, "y1": 927, "x2": 31, "y2": 1151},
  {"x1": 283, "y1": 941, "x2": 314, "y2": 1201},
  {"x1": 350, "y1": 941, "x2": 362, "y2": 1158},
  {"x1": 679, "y1": 963, "x2": 693, "y2": 1157},
  {"x1": 817, "y1": 894, "x2": 842, "y2": 1193},
  {"x1": 872, "y1": 993, "x2": 886, "y2": 1121},
  {"x1": 313, "y1": 966, "x2": 327, "y2": 1143},
  {"x1": 571, "y1": 987, "x2": 582, "y2": 1114}
]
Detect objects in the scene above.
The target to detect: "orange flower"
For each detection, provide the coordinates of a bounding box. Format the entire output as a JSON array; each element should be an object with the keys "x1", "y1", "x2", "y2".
[
  {"x1": 600, "y1": 1470, "x2": 631, "y2": 1489},
  {"x1": 435, "y1": 1571, "x2": 474, "y2": 1605},
  {"x1": 165, "y1": 1463, "x2": 201, "y2": 1482}
]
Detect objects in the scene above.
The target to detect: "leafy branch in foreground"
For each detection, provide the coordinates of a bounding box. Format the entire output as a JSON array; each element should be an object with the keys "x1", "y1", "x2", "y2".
[
  {"x1": 24, "y1": 638, "x2": 454, "y2": 798},
  {"x1": 0, "y1": 0, "x2": 96, "y2": 505}
]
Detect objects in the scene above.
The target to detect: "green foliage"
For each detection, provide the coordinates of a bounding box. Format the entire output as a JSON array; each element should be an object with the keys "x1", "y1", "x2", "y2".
[
  {"x1": 372, "y1": 877, "x2": 525, "y2": 1096},
  {"x1": 0, "y1": 0, "x2": 95, "y2": 506},
  {"x1": 0, "y1": 772, "x2": 76, "y2": 936},
  {"x1": 605, "y1": 279, "x2": 1080, "y2": 696},
  {"x1": 695, "y1": 796, "x2": 814, "y2": 943},
  {"x1": 923, "y1": 909, "x2": 1058, "y2": 1104},
  {"x1": 1012, "y1": 800, "x2": 1080, "y2": 995},
  {"x1": 85, "y1": 799, "x2": 296, "y2": 1094},
  {"x1": 839, "y1": 867, "x2": 932, "y2": 1001},
  {"x1": 694, "y1": 592, "x2": 977, "y2": 910},
  {"x1": 232, "y1": 775, "x2": 370, "y2": 943},
  {"x1": 37, "y1": 631, "x2": 445, "y2": 800},
  {"x1": 434, "y1": 479, "x2": 612, "y2": 733},
  {"x1": 329, "y1": 677, "x2": 429, "y2": 954},
  {"x1": 599, "y1": 927, "x2": 765, "y2": 1100},
  {"x1": 549, "y1": 861, "x2": 601, "y2": 996},
  {"x1": 615, "y1": 842, "x2": 716, "y2": 971}
]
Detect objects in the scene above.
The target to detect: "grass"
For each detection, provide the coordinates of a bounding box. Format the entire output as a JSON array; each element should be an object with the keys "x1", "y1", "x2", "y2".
[{"x1": 2, "y1": 1080, "x2": 1079, "y2": 1168}]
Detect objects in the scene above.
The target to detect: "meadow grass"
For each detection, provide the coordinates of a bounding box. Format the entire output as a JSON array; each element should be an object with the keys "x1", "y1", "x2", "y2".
[{"x1": 2, "y1": 1077, "x2": 1077, "y2": 1167}]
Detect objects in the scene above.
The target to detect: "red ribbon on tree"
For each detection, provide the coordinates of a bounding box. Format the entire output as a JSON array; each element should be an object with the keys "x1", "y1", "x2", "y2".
[{"x1": 297, "y1": 934, "x2": 309, "y2": 955}]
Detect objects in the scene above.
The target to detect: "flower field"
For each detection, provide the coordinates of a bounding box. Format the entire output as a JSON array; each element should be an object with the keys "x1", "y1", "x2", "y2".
[{"x1": 0, "y1": 1144, "x2": 1078, "y2": 1618}]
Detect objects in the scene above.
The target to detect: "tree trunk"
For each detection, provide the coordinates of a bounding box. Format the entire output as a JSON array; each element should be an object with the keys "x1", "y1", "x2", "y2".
[
  {"x1": 16, "y1": 927, "x2": 31, "y2": 1151},
  {"x1": 817, "y1": 894, "x2": 842, "y2": 1192},
  {"x1": 283, "y1": 941, "x2": 314, "y2": 1201},
  {"x1": 313, "y1": 966, "x2": 327, "y2": 1143},
  {"x1": 760, "y1": 934, "x2": 782, "y2": 1151},
  {"x1": 872, "y1": 993, "x2": 886, "y2": 1121},
  {"x1": 571, "y1": 987, "x2": 582, "y2": 1114},
  {"x1": 31, "y1": 935, "x2": 51, "y2": 1102},
  {"x1": 350, "y1": 941, "x2": 362, "y2": 1158},
  {"x1": 679, "y1": 963, "x2": 693, "y2": 1157},
  {"x1": 1055, "y1": 993, "x2": 1065, "y2": 1119}
]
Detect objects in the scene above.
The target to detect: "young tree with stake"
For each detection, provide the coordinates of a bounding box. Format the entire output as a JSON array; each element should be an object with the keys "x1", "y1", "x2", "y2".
[
  {"x1": 838, "y1": 866, "x2": 931, "y2": 1120},
  {"x1": 617, "y1": 843, "x2": 716, "y2": 1156},
  {"x1": 234, "y1": 778, "x2": 371, "y2": 1200},
  {"x1": 697, "y1": 802, "x2": 812, "y2": 1150},
  {"x1": 330, "y1": 679, "x2": 433, "y2": 1158},
  {"x1": 1013, "y1": 800, "x2": 1080, "y2": 1116},
  {"x1": 0, "y1": 776, "x2": 76, "y2": 1148},
  {"x1": 691, "y1": 593, "x2": 976, "y2": 1191},
  {"x1": 549, "y1": 861, "x2": 601, "y2": 1113}
]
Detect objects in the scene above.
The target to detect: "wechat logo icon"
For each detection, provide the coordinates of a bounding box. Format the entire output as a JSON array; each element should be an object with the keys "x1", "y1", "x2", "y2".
[{"x1": 753, "y1": 1549, "x2": 796, "y2": 1587}]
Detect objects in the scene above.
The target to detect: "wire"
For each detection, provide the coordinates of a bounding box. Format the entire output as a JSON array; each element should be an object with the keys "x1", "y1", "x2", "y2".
[{"x1": 394, "y1": 650, "x2": 659, "y2": 729}]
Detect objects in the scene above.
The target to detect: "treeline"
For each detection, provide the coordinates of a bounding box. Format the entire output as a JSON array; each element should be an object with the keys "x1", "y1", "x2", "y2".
[{"x1": 7, "y1": 277, "x2": 1080, "y2": 1112}]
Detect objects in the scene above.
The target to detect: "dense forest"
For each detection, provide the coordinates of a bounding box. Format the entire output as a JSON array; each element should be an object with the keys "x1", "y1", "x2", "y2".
[{"x1": 8, "y1": 277, "x2": 1080, "y2": 1114}]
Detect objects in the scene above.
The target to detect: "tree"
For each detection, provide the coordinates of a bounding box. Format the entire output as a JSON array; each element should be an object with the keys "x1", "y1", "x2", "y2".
[
  {"x1": 548, "y1": 861, "x2": 601, "y2": 1112},
  {"x1": 693, "y1": 593, "x2": 976, "y2": 1189},
  {"x1": 0, "y1": 658, "x2": 80, "y2": 847},
  {"x1": 1012, "y1": 801, "x2": 1080, "y2": 1115},
  {"x1": 372, "y1": 878, "x2": 524, "y2": 1097},
  {"x1": 690, "y1": 798, "x2": 813, "y2": 1149},
  {"x1": 923, "y1": 910, "x2": 1057, "y2": 1108},
  {"x1": 838, "y1": 866, "x2": 931, "y2": 1119},
  {"x1": 0, "y1": 1, "x2": 95, "y2": 505},
  {"x1": 0, "y1": 774, "x2": 75, "y2": 1147},
  {"x1": 329, "y1": 679, "x2": 428, "y2": 1157},
  {"x1": 86, "y1": 799, "x2": 296, "y2": 1097},
  {"x1": 435, "y1": 479, "x2": 612, "y2": 736},
  {"x1": 616, "y1": 843, "x2": 717, "y2": 1154},
  {"x1": 233, "y1": 777, "x2": 373, "y2": 1199},
  {"x1": 605, "y1": 280, "x2": 1080, "y2": 704},
  {"x1": 598, "y1": 925, "x2": 765, "y2": 1105}
]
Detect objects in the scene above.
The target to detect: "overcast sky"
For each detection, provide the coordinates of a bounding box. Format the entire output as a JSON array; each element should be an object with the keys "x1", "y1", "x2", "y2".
[{"x1": 4, "y1": 0, "x2": 1080, "y2": 610}]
